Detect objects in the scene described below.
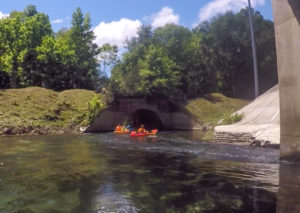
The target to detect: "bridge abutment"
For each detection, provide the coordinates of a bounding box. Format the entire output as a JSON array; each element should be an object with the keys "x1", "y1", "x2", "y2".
[
  {"x1": 273, "y1": 0, "x2": 300, "y2": 160},
  {"x1": 85, "y1": 98, "x2": 201, "y2": 132}
]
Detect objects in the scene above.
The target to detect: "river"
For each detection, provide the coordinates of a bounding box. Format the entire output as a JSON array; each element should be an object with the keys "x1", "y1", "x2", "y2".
[{"x1": 0, "y1": 131, "x2": 297, "y2": 213}]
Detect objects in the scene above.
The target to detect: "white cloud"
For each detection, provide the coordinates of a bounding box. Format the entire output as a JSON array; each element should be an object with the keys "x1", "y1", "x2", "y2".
[
  {"x1": 197, "y1": 0, "x2": 265, "y2": 23},
  {"x1": 93, "y1": 18, "x2": 142, "y2": 48},
  {"x1": 93, "y1": 7, "x2": 179, "y2": 48},
  {"x1": 0, "y1": 11, "x2": 9, "y2": 19},
  {"x1": 51, "y1": 19, "x2": 64, "y2": 24},
  {"x1": 148, "y1": 7, "x2": 179, "y2": 28},
  {"x1": 51, "y1": 17, "x2": 70, "y2": 24}
]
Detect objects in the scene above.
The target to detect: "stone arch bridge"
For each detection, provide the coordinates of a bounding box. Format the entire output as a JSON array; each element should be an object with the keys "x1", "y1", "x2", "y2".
[{"x1": 85, "y1": 98, "x2": 201, "y2": 132}]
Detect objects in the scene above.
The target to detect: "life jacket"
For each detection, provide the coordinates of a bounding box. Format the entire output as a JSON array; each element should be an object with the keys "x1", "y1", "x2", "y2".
[
  {"x1": 115, "y1": 126, "x2": 122, "y2": 131},
  {"x1": 138, "y1": 128, "x2": 145, "y2": 133}
]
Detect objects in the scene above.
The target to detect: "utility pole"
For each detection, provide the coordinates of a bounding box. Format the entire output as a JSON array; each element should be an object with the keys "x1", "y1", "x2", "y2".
[{"x1": 248, "y1": 0, "x2": 259, "y2": 98}]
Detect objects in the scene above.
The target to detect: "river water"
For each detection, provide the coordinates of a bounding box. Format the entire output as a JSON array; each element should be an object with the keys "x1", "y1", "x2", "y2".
[{"x1": 0, "y1": 131, "x2": 296, "y2": 213}]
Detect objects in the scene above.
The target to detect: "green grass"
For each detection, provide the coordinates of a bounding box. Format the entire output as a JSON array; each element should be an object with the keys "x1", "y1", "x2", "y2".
[
  {"x1": 0, "y1": 88, "x2": 247, "y2": 136},
  {"x1": 186, "y1": 93, "x2": 248, "y2": 141},
  {"x1": 221, "y1": 113, "x2": 244, "y2": 125},
  {"x1": 186, "y1": 93, "x2": 248, "y2": 126},
  {"x1": 0, "y1": 87, "x2": 103, "y2": 134}
]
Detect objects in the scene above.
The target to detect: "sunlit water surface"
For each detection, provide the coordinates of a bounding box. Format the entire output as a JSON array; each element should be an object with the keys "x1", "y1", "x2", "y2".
[{"x1": 0, "y1": 131, "x2": 285, "y2": 213}]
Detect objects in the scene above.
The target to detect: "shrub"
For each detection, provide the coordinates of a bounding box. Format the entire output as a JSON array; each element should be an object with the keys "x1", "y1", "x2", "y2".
[
  {"x1": 222, "y1": 113, "x2": 243, "y2": 125},
  {"x1": 87, "y1": 95, "x2": 104, "y2": 123}
]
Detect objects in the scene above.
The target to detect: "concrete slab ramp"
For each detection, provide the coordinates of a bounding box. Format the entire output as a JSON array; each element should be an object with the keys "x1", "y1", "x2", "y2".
[{"x1": 214, "y1": 85, "x2": 279, "y2": 146}]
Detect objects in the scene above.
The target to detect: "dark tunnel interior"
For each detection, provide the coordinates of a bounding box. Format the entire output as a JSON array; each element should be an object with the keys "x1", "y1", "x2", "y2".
[{"x1": 128, "y1": 109, "x2": 165, "y2": 130}]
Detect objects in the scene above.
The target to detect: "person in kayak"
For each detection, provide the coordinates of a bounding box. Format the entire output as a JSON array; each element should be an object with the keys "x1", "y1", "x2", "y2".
[
  {"x1": 121, "y1": 125, "x2": 127, "y2": 131},
  {"x1": 137, "y1": 124, "x2": 146, "y2": 133},
  {"x1": 115, "y1": 124, "x2": 122, "y2": 131},
  {"x1": 126, "y1": 124, "x2": 134, "y2": 131}
]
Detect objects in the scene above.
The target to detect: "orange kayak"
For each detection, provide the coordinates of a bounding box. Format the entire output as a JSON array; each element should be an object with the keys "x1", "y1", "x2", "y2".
[
  {"x1": 114, "y1": 130, "x2": 130, "y2": 134},
  {"x1": 130, "y1": 129, "x2": 158, "y2": 137}
]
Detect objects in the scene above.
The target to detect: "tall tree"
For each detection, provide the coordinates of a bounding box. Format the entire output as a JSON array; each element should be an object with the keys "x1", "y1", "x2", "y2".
[
  {"x1": 24, "y1": 5, "x2": 37, "y2": 17},
  {"x1": 0, "y1": 6, "x2": 52, "y2": 87},
  {"x1": 21, "y1": 13, "x2": 52, "y2": 86},
  {"x1": 153, "y1": 24, "x2": 193, "y2": 96},
  {"x1": 125, "y1": 25, "x2": 152, "y2": 52},
  {"x1": 99, "y1": 43, "x2": 118, "y2": 74},
  {"x1": 193, "y1": 9, "x2": 277, "y2": 98},
  {"x1": 69, "y1": 8, "x2": 99, "y2": 89},
  {"x1": 36, "y1": 35, "x2": 76, "y2": 90},
  {"x1": 111, "y1": 8, "x2": 277, "y2": 99},
  {"x1": 0, "y1": 13, "x2": 24, "y2": 87}
]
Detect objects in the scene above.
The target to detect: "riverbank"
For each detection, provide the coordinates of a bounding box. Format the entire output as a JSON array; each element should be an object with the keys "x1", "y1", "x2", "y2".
[
  {"x1": 0, "y1": 87, "x2": 248, "y2": 137},
  {"x1": 0, "y1": 87, "x2": 101, "y2": 136},
  {"x1": 186, "y1": 93, "x2": 249, "y2": 140}
]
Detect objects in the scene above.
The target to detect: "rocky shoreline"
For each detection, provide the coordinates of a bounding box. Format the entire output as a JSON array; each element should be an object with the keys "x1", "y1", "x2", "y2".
[
  {"x1": 0, "y1": 126, "x2": 83, "y2": 136},
  {"x1": 214, "y1": 129, "x2": 279, "y2": 149}
]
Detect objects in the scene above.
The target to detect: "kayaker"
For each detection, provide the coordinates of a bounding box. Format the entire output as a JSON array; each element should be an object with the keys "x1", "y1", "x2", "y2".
[
  {"x1": 137, "y1": 124, "x2": 146, "y2": 133},
  {"x1": 115, "y1": 124, "x2": 122, "y2": 131},
  {"x1": 121, "y1": 125, "x2": 127, "y2": 131},
  {"x1": 126, "y1": 124, "x2": 134, "y2": 131}
]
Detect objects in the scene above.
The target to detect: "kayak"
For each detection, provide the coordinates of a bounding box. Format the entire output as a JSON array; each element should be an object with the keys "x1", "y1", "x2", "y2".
[
  {"x1": 130, "y1": 129, "x2": 158, "y2": 137},
  {"x1": 114, "y1": 130, "x2": 130, "y2": 134}
]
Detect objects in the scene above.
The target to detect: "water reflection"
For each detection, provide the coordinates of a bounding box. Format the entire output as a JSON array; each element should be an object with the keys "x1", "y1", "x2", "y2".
[
  {"x1": 277, "y1": 163, "x2": 300, "y2": 213},
  {"x1": 0, "y1": 133, "x2": 280, "y2": 213}
]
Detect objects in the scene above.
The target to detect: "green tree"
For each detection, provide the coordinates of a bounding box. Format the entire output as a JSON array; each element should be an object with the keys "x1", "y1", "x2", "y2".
[
  {"x1": 153, "y1": 24, "x2": 193, "y2": 95},
  {"x1": 0, "y1": 14, "x2": 24, "y2": 87},
  {"x1": 20, "y1": 13, "x2": 53, "y2": 86},
  {"x1": 125, "y1": 25, "x2": 152, "y2": 51},
  {"x1": 184, "y1": 32, "x2": 217, "y2": 97},
  {"x1": 0, "y1": 6, "x2": 52, "y2": 87},
  {"x1": 24, "y1": 5, "x2": 37, "y2": 17},
  {"x1": 111, "y1": 44, "x2": 179, "y2": 97},
  {"x1": 99, "y1": 43, "x2": 118, "y2": 74},
  {"x1": 68, "y1": 7, "x2": 99, "y2": 89},
  {"x1": 138, "y1": 45, "x2": 179, "y2": 96},
  {"x1": 36, "y1": 35, "x2": 76, "y2": 90},
  {"x1": 193, "y1": 9, "x2": 277, "y2": 98}
]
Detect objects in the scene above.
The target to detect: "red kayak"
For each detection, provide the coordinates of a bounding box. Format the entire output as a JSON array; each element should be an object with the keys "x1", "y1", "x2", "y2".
[{"x1": 130, "y1": 129, "x2": 158, "y2": 137}]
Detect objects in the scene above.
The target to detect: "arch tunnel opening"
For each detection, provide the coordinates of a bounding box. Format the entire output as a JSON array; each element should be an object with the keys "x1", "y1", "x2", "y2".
[{"x1": 128, "y1": 109, "x2": 165, "y2": 130}]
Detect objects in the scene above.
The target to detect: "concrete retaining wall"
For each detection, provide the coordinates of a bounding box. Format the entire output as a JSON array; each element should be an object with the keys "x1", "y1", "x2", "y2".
[{"x1": 213, "y1": 85, "x2": 280, "y2": 148}]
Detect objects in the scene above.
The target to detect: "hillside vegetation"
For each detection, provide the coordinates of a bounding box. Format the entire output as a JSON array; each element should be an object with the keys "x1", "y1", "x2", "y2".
[
  {"x1": 0, "y1": 87, "x2": 102, "y2": 135},
  {"x1": 186, "y1": 93, "x2": 248, "y2": 126},
  {"x1": 0, "y1": 87, "x2": 248, "y2": 136},
  {"x1": 186, "y1": 93, "x2": 248, "y2": 141}
]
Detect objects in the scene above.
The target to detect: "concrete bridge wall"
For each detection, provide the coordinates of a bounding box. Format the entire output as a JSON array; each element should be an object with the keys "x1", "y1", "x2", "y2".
[
  {"x1": 272, "y1": 0, "x2": 300, "y2": 160},
  {"x1": 85, "y1": 98, "x2": 201, "y2": 132}
]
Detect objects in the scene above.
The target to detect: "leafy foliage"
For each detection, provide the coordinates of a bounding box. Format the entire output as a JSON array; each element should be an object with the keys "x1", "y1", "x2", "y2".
[
  {"x1": 0, "y1": 5, "x2": 277, "y2": 100},
  {"x1": 193, "y1": 9, "x2": 277, "y2": 98},
  {"x1": 111, "y1": 8, "x2": 277, "y2": 99},
  {"x1": 36, "y1": 35, "x2": 76, "y2": 90},
  {"x1": 87, "y1": 95, "x2": 104, "y2": 124},
  {"x1": 0, "y1": 5, "x2": 111, "y2": 91},
  {"x1": 222, "y1": 113, "x2": 244, "y2": 125}
]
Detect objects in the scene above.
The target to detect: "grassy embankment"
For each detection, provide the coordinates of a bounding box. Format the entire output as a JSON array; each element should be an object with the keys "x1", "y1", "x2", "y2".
[
  {"x1": 0, "y1": 87, "x2": 103, "y2": 135},
  {"x1": 0, "y1": 87, "x2": 248, "y2": 137},
  {"x1": 186, "y1": 93, "x2": 249, "y2": 140}
]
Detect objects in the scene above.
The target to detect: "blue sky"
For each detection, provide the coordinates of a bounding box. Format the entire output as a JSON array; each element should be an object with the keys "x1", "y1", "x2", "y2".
[{"x1": 0, "y1": 0, "x2": 273, "y2": 48}]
